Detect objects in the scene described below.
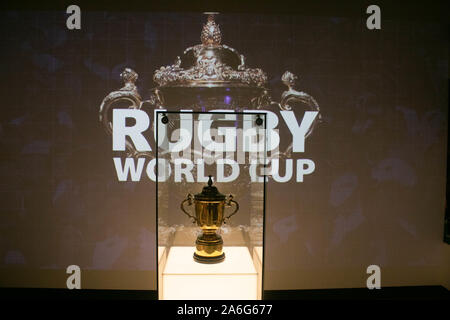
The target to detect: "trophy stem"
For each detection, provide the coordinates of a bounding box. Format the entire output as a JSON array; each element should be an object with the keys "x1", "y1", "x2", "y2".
[{"x1": 194, "y1": 231, "x2": 225, "y2": 264}]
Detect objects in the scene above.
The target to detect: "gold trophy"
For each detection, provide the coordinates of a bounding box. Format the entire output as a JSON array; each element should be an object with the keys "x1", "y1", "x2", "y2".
[{"x1": 181, "y1": 176, "x2": 239, "y2": 263}]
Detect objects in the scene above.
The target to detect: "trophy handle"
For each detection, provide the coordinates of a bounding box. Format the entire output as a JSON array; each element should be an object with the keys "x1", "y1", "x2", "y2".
[
  {"x1": 252, "y1": 71, "x2": 322, "y2": 159},
  {"x1": 223, "y1": 195, "x2": 239, "y2": 224},
  {"x1": 181, "y1": 193, "x2": 197, "y2": 223},
  {"x1": 279, "y1": 71, "x2": 321, "y2": 140},
  {"x1": 99, "y1": 68, "x2": 157, "y2": 159}
]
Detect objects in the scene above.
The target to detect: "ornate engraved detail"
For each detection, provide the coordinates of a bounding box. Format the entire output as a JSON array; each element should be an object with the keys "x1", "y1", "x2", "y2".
[
  {"x1": 153, "y1": 14, "x2": 267, "y2": 88},
  {"x1": 281, "y1": 71, "x2": 297, "y2": 91},
  {"x1": 201, "y1": 13, "x2": 221, "y2": 46},
  {"x1": 154, "y1": 61, "x2": 267, "y2": 87},
  {"x1": 120, "y1": 68, "x2": 138, "y2": 91}
]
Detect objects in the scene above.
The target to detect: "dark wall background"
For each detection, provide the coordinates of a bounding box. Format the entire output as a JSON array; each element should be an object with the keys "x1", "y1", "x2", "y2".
[{"x1": 0, "y1": 10, "x2": 448, "y2": 289}]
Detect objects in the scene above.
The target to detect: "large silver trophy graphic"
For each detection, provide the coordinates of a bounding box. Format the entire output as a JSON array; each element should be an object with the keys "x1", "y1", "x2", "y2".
[
  {"x1": 98, "y1": 13, "x2": 321, "y2": 269},
  {"x1": 99, "y1": 13, "x2": 321, "y2": 160}
]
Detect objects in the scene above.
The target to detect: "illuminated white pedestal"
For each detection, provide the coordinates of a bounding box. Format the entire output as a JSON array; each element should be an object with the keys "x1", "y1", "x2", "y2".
[{"x1": 162, "y1": 246, "x2": 257, "y2": 300}]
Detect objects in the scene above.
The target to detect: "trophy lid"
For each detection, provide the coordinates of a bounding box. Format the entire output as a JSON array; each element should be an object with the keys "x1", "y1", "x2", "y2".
[
  {"x1": 194, "y1": 175, "x2": 226, "y2": 201},
  {"x1": 153, "y1": 13, "x2": 267, "y2": 89}
]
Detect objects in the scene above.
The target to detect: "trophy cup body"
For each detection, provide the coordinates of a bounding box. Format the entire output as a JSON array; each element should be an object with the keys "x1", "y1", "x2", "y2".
[{"x1": 181, "y1": 176, "x2": 239, "y2": 263}]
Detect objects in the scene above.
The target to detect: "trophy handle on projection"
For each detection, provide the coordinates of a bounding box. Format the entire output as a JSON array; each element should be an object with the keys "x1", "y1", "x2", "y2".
[
  {"x1": 99, "y1": 68, "x2": 162, "y2": 159},
  {"x1": 279, "y1": 71, "x2": 321, "y2": 157},
  {"x1": 254, "y1": 71, "x2": 322, "y2": 159}
]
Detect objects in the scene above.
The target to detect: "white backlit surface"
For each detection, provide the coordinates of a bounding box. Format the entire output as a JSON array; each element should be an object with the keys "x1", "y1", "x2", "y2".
[{"x1": 162, "y1": 246, "x2": 257, "y2": 300}]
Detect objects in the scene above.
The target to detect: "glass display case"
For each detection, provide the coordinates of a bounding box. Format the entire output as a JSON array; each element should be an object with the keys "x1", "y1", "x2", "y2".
[{"x1": 156, "y1": 111, "x2": 266, "y2": 300}]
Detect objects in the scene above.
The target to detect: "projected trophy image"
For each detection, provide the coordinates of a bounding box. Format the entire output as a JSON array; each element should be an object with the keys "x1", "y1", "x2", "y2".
[
  {"x1": 98, "y1": 12, "x2": 320, "y2": 300},
  {"x1": 1, "y1": 1, "x2": 448, "y2": 303}
]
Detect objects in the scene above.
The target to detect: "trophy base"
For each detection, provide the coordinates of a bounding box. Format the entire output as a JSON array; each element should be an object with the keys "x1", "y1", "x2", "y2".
[
  {"x1": 193, "y1": 252, "x2": 225, "y2": 264},
  {"x1": 193, "y1": 232, "x2": 225, "y2": 264}
]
